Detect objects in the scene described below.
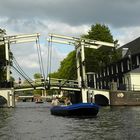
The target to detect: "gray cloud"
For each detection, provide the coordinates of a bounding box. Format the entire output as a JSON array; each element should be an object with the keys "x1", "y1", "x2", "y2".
[
  {"x1": 0, "y1": 0, "x2": 140, "y2": 27},
  {"x1": 1, "y1": 0, "x2": 140, "y2": 80}
]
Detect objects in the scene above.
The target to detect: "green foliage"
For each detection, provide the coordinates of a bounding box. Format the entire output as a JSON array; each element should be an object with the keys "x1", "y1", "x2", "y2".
[
  {"x1": 33, "y1": 73, "x2": 43, "y2": 95},
  {"x1": 0, "y1": 28, "x2": 14, "y2": 83},
  {"x1": 82, "y1": 23, "x2": 113, "y2": 42},
  {"x1": 10, "y1": 76, "x2": 15, "y2": 82},
  {"x1": 23, "y1": 79, "x2": 30, "y2": 85},
  {"x1": 58, "y1": 51, "x2": 77, "y2": 79},
  {"x1": 50, "y1": 51, "x2": 77, "y2": 80},
  {"x1": 34, "y1": 73, "x2": 42, "y2": 79},
  {"x1": 33, "y1": 90, "x2": 42, "y2": 95},
  {"x1": 83, "y1": 23, "x2": 121, "y2": 72},
  {"x1": 49, "y1": 72, "x2": 59, "y2": 79},
  {"x1": 0, "y1": 45, "x2": 6, "y2": 82},
  {"x1": 0, "y1": 28, "x2": 6, "y2": 82},
  {"x1": 0, "y1": 28, "x2": 6, "y2": 37}
]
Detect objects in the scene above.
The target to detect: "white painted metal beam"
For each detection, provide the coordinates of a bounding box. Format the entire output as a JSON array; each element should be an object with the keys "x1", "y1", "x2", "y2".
[
  {"x1": 84, "y1": 44, "x2": 99, "y2": 49},
  {"x1": 8, "y1": 38, "x2": 37, "y2": 44},
  {"x1": 47, "y1": 39, "x2": 74, "y2": 46},
  {"x1": 4, "y1": 33, "x2": 40, "y2": 40},
  {"x1": 49, "y1": 33, "x2": 116, "y2": 48},
  {"x1": 49, "y1": 33, "x2": 78, "y2": 41},
  {"x1": 0, "y1": 33, "x2": 40, "y2": 45},
  {"x1": 0, "y1": 41, "x2": 4, "y2": 45},
  {"x1": 85, "y1": 40, "x2": 115, "y2": 47}
]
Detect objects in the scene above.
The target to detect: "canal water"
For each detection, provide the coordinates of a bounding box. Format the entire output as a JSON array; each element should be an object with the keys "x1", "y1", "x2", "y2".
[{"x1": 0, "y1": 102, "x2": 140, "y2": 140}]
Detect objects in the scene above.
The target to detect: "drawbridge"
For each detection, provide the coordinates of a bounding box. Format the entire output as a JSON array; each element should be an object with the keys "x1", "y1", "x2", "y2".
[
  {"x1": 0, "y1": 32, "x2": 115, "y2": 107},
  {"x1": 14, "y1": 78, "x2": 80, "y2": 92}
]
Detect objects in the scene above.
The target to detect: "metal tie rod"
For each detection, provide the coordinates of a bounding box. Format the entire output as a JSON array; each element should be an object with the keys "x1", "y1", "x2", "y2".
[
  {"x1": 4, "y1": 33, "x2": 40, "y2": 40},
  {"x1": 49, "y1": 33, "x2": 79, "y2": 41}
]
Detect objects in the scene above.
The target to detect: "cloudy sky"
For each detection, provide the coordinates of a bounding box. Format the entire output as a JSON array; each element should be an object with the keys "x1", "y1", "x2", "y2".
[{"x1": 0, "y1": 0, "x2": 140, "y2": 80}]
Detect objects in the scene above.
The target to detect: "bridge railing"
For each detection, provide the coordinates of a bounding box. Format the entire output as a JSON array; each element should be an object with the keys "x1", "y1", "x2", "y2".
[
  {"x1": 14, "y1": 78, "x2": 79, "y2": 89},
  {"x1": 49, "y1": 78, "x2": 79, "y2": 88},
  {"x1": 14, "y1": 81, "x2": 46, "y2": 89}
]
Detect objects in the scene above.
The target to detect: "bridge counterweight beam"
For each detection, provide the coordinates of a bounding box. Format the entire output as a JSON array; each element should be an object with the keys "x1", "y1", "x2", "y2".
[
  {"x1": 5, "y1": 41, "x2": 10, "y2": 82},
  {"x1": 81, "y1": 41, "x2": 86, "y2": 87},
  {"x1": 76, "y1": 46, "x2": 81, "y2": 87}
]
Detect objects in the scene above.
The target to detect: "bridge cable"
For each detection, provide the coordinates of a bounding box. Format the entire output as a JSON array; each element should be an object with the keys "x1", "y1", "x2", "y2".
[
  {"x1": 12, "y1": 54, "x2": 44, "y2": 88},
  {"x1": 36, "y1": 39, "x2": 43, "y2": 76},
  {"x1": 47, "y1": 36, "x2": 79, "y2": 89},
  {"x1": 12, "y1": 66, "x2": 35, "y2": 89},
  {"x1": 46, "y1": 39, "x2": 50, "y2": 78},
  {"x1": 36, "y1": 36, "x2": 45, "y2": 79},
  {"x1": 49, "y1": 36, "x2": 53, "y2": 76},
  {"x1": 12, "y1": 56, "x2": 34, "y2": 83},
  {"x1": 46, "y1": 36, "x2": 53, "y2": 87},
  {"x1": 36, "y1": 36, "x2": 46, "y2": 89}
]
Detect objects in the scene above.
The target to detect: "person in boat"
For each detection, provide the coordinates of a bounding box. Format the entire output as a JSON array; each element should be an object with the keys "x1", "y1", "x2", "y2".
[
  {"x1": 51, "y1": 96, "x2": 60, "y2": 106},
  {"x1": 64, "y1": 97, "x2": 72, "y2": 106}
]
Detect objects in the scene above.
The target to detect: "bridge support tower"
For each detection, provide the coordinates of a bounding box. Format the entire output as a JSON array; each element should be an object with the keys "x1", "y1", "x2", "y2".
[
  {"x1": 0, "y1": 89, "x2": 15, "y2": 107},
  {"x1": 81, "y1": 88, "x2": 88, "y2": 103}
]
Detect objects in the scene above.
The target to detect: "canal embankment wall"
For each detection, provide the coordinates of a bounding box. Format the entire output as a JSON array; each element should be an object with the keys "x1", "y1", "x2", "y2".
[{"x1": 110, "y1": 91, "x2": 140, "y2": 105}]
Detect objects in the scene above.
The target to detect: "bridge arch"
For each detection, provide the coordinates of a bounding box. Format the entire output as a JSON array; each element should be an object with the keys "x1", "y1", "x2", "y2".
[
  {"x1": 94, "y1": 94, "x2": 109, "y2": 106},
  {"x1": 0, "y1": 89, "x2": 15, "y2": 107},
  {"x1": 0, "y1": 92, "x2": 8, "y2": 102},
  {"x1": 93, "y1": 90, "x2": 110, "y2": 106},
  {"x1": 0, "y1": 95, "x2": 7, "y2": 106}
]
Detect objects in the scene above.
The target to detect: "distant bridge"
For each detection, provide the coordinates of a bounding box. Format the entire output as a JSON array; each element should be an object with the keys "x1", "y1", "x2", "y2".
[{"x1": 0, "y1": 33, "x2": 115, "y2": 107}]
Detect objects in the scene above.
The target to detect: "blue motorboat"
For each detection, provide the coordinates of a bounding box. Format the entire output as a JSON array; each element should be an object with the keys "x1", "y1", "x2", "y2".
[{"x1": 50, "y1": 103, "x2": 99, "y2": 117}]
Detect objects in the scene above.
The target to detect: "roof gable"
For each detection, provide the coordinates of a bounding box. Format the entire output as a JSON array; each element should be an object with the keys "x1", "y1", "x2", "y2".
[{"x1": 120, "y1": 37, "x2": 140, "y2": 56}]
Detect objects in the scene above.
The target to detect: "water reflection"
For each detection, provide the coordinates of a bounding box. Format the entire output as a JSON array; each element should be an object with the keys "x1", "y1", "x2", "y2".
[{"x1": 0, "y1": 103, "x2": 140, "y2": 140}]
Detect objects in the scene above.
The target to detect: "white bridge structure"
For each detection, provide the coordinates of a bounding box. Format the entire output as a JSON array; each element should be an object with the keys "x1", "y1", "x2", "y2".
[{"x1": 0, "y1": 33, "x2": 115, "y2": 107}]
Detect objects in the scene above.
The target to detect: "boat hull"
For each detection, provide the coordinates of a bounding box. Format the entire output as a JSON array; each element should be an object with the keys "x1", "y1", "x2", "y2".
[
  {"x1": 50, "y1": 103, "x2": 99, "y2": 117},
  {"x1": 35, "y1": 101, "x2": 44, "y2": 104}
]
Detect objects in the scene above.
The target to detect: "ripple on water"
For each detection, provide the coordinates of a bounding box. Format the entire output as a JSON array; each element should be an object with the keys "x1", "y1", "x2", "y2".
[{"x1": 0, "y1": 103, "x2": 140, "y2": 140}]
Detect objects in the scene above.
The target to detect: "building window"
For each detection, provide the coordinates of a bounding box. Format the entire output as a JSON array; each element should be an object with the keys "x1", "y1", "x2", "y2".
[
  {"x1": 100, "y1": 82, "x2": 102, "y2": 89},
  {"x1": 107, "y1": 67, "x2": 109, "y2": 75},
  {"x1": 100, "y1": 72, "x2": 102, "y2": 77},
  {"x1": 136, "y1": 55, "x2": 140, "y2": 66},
  {"x1": 104, "y1": 81, "x2": 106, "y2": 87},
  {"x1": 127, "y1": 59, "x2": 130, "y2": 70},
  {"x1": 111, "y1": 66, "x2": 113, "y2": 74},
  {"x1": 103, "y1": 70, "x2": 105, "y2": 76},
  {"x1": 96, "y1": 74, "x2": 98, "y2": 78},
  {"x1": 121, "y1": 62, "x2": 124, "y2": 72},
  {"x1": 116, "y1": 64, "x2": 118, "y2": 73}
]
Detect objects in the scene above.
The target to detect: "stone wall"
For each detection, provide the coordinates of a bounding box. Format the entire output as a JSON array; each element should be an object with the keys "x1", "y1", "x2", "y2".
[{"x1": 110, "y1": 91, "x2": 140, "y2": 105}]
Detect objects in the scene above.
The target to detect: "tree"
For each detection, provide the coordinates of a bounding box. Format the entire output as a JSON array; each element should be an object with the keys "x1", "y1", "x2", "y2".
[
  {"x1": 0, "y1": 28, "x2": 6, "y2": 83},
  {"x1": 82, "y1": 23, "x2": 121, "y2": 72},
  {"x1": 82, "y1": 24, "x2": 114, "y2": 42},
  {"x1": 49, "y1": 51, "x2": 77, "y2": 80},
  {"x1": 33, "y1": 73, "x2": 43, "y2": 95},
  {"x1": 34, "y1": 73, "x2": 42, "y2": 79},
  {"x1": 0, "y1": 29, "x2": 6, "y2": 37},
  {"x1": 0, "y1": 28, "x2": 14, "y2": 86}
]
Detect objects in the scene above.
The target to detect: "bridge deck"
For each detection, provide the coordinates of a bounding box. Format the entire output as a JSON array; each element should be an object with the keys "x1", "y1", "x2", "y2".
[{"x1": 14, "y1": 78, "x2": 80, "y2": 92}]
